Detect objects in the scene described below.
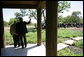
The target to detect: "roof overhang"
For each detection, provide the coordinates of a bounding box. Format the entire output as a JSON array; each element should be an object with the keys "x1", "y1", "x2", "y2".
[{"x1": 1, "y1": 1, "x2": 46, "y2": 9}]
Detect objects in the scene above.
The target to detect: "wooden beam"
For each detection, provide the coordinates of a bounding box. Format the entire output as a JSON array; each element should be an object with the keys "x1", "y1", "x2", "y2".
[
  {"x1": 37, "y1": 1, "x2": 46, "y2": 9},
  {"x1": 1, "y1": 1, "x2": 38, "y2": 5},
  {"x1": 1, "y1": 8, "x2": 5, "y2": 48},
  {"x1": 46, "y1": 1, "x2": 58, "y2": 56},
  {"x1": 37, "y1": 8, "x2": 41, "y2": 46},
  {"x1": 40, "y1": 1, "x2": 46, "y2": 9},
  {"x1": 37, "y1": 1, "x2": 41, "y2": 9},
  {"x1": 1, "y1": 1, "x2": 46, "y2": 9},
  {"x1": 1, "y1": 4, "x2": 37, "y2": 9}
]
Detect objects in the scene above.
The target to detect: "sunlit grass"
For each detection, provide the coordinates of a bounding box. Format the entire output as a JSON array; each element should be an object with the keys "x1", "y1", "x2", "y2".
[
  {"x1": 58, "y1": 29, "x2": 83, "y2": 38},
  {"x1": 58, "y1": 48, "x2": 83, "y2": 56},
  {"x1": 5, "y1": 28, "x2": 83, "y2": 45},
  {"x1": 72, "y1": 40, "x2": 83, "y2": 48}
]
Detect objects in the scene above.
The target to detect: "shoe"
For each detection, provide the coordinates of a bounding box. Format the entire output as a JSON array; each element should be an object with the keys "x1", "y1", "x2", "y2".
[
  {"x1": 22, "y1": 46, "x2": 24, "y2": 49},
  {"x1": 18, "y1": 45, "x2": 20, "y2": 47},
  {"x1": 25, "y1": 45, "x2": 27, "y2": 48},
  {"x1": 14, "y1": 46, "x2": 17, "y2": 48}
]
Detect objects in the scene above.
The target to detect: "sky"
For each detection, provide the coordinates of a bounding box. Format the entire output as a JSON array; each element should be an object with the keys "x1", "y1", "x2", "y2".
[
  {"x1": 62, "y1": 1, "x2": 83, "y2": 17},
  {"x1": 3, "y1": 9, "x2": 37, "y2": 23},
  {"x1": 3, "y1": 1, "x2": 83, "y2": 23}
]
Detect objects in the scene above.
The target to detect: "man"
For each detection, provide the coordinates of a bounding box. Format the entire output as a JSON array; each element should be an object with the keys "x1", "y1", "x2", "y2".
[
  {"x1": 10, "y1": 21, "x2": 20, "y2": 48},
  {"x1": 16, "y1": 17, "x2": 31, "y2": 48}
]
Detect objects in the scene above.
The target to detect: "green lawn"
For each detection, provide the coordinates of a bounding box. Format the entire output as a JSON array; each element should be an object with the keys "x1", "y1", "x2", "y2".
[
  {"x1": 57, "y1": 38, "x2": 68, "y2": 43},
  {"x1": 72, "y1": 40, "x2": 83, "y2": 48},
  {"x1": 58, "y1": 48, "x2": 83, "y2": 56},
  {"x1": 5, "y1": 28, "x2": 83, "y2": 45},
  {"x1": 58, "y1": 28, "x2": 83, "y2": 38}
]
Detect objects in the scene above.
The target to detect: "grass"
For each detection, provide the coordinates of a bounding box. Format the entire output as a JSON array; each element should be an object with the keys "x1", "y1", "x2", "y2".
[
  {"x1": 5, "y1": 28, "x2": 46, "y2": 44},
  {"x1": 5, "y1": 32, "x2": 14, "y2": 45},
  {"x1": 58, "y1": 48, "x2": 83, "y2": 56},
  {"x1": 4, "y1": 28, "x2": 83, "y2": 45},
  {"x1": 57, "y1": 38, "x2": 68, "y2": 43},
  {"x1": 72, "y1": 40, "x2": 83, "y2": 48},
  {"x1": 58, "y1": 28, "x2": 83, "y2": 38}
]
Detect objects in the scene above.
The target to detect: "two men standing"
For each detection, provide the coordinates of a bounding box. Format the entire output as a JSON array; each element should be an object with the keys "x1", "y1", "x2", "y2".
[{"x1": 10, "y1": 17, "x2": 31, "y2": 48}]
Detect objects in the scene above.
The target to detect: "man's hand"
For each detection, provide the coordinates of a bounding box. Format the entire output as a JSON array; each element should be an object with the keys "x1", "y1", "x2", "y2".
[{"x1": 25, "y1": 18, "x2": 31, "y2": 24}]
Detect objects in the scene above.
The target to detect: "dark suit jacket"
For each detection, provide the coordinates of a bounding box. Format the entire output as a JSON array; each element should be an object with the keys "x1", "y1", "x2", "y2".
[{"x1": 16, "y1": 21, "x2": 30, "y2": 35}]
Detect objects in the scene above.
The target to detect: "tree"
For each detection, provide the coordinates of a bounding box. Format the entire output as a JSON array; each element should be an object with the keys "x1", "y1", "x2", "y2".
[
  {"x1": 14, "y1": 12, "x2": 22, "y2": 18},
  {"x1": 79, "y1": 16, "x2": 83, "y2": 23},
  {"x1": 79, "y1": 19, "x2": 83, "y2": 23},
  {"x1": 8, "y1": 18, "x2": 16, "y2": 25},
  {"x1": 14, "y1": 9, "x2": 27, "y2": 18},
  {"x1": 58, "y1": 15, "x2": 63, "y2": 23},
  {"x1": 41, "y1": 1, "x2": 71, "y2": 23},
  {"x1": 63, "y1": 15, "x2": 71, "y2": 23},
  {"x1": 71, "y1": 11, "x2": 81, "y2": 23},
  {"x1": 62, "y1": 11, "x2": 82, "y2": 23},
  {"x1": 20, "y1": 9, "x2": 28, "y2": 17},
  {"x1": 72, "y1": 11, "x2": 81, "y2": 17},
  {"x1": 58, "y1": 1, "x2": 70, "y2": 13},
  {"x1": 4, "y1": 21, "x2": 9, "y2": 26},
  {"x1": 58, "y1": 1, "x2": 71, "y2": 23},
  {"x1": 14, "y1": 1, "x2": 70, "y2": 23},
  {"x1": 28, "y1": 9, "x2": 37, "y2": 19}
]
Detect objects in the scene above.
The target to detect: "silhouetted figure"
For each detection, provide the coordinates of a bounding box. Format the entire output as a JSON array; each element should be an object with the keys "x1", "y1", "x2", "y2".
[
  {"x1": 10, "y1": 21, "x2": 20, "y2": 48},
  {"x1": 16, "y1": 17, "x2": 31, "y2": 48}
]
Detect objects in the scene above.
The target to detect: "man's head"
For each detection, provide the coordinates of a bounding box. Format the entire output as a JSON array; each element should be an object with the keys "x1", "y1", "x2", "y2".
[
  {"x1": 18, "y1": 17, "x2": 23, "y2": 22},
  {"x1": 14, "y1": 21, "x2": 17, "y2": 23}
]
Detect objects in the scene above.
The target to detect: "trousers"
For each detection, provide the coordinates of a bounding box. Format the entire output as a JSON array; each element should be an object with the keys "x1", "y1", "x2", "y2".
[
  {"x1": 19, "y1": 34, "x2": 27, "y2": 48},
  {"x1": 13, "y1": 35, "x2": 20, "y2": 47}
]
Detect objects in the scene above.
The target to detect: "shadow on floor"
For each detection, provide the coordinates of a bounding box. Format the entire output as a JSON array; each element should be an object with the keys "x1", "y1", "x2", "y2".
[{"x1": 1, "y1": 44, "x2": 38, "y2": 56}]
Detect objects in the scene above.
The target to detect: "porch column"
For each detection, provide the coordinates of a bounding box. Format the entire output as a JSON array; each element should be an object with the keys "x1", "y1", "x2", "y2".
[
  {"x1": 46, "y1": 1, "x2": 58, "y2": 56},
  {"x1": 1, "y1": 8, "x2": 5, "y2": 48},
  {"x1": 37, "y1": 8, "x2": 41, "y2": 46}
]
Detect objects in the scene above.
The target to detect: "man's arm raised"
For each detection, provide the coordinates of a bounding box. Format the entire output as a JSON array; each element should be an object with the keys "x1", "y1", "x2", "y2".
[{"x1": 25, "y1": 18, "x2": 31, "y2": 24}]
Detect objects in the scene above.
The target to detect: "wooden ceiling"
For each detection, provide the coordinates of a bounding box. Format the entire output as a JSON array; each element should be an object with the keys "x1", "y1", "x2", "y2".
[{"x1": 1, "y1": 1, "x2": 46, "y2": 9}]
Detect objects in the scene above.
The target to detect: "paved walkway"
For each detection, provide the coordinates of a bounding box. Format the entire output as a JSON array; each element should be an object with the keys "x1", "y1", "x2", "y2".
[
  {"x1": 72, "y1": 37, "x2": 83, "y2": 41},
  {"x1": 1, "y1": 37, "x2": 83, "y2": 56},
  {"x1": 1, "y1": 44, "x2": 46, "y2": 56},
  {"x1": 58, "y1": 37, "x2": 83, "y2": 51},
  {"x1": 57, "y1": 43, "x2": 69, "y2": 51},
  {"x1": 64, "y1": 40, "x2": 75, "y2": 45}
]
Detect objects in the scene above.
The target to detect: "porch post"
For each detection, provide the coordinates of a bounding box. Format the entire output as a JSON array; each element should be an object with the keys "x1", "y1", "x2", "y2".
[
  {"x1": 1, "y1": 8, "x2": 5, "y2": 48},
  {"x1": 46, "y1": 1, "x2": 58, "y2": 56},
  {"x1": 37, "y1": 8, "x2": 41, "y2": 46}
]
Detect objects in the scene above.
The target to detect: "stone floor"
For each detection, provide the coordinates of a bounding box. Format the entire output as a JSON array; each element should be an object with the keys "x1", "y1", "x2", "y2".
[{"x1": 1, "y1": 44, "x2": 46, "y2": 56}]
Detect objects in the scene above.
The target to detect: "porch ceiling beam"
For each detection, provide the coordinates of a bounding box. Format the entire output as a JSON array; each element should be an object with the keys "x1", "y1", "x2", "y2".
[
  {"x1": 37, "y1": 1, "x2": 46, "y2": 9},
  {"x1": 1, "y1": 4, "x2": 37, "y2": 9}
]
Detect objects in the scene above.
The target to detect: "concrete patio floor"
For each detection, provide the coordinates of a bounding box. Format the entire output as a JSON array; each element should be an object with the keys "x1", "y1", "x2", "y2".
[{"x1": 1, "y1": 44, "x2": 46, "y2": 56}]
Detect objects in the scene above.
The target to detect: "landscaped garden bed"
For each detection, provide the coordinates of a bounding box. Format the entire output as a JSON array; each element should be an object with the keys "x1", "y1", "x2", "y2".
[{"x1": 58, "y1": 46, "x2": 83, "y2": 56}]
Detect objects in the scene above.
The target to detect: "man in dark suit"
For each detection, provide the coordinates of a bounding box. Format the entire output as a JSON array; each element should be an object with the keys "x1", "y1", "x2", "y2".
[{"x1": 16, "y1": 17, "x2": 31, "y2": 48}]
